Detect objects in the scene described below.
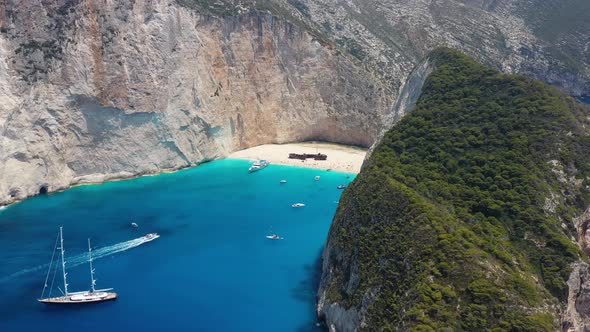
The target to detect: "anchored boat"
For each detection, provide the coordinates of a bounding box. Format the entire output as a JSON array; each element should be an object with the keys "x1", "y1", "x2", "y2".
[
  {"x1": 249, "y1": 160, "x2": 269, "y2": 172},
  {"x1": 38, "y1": 227, "x2": 117, "y2": 304}
]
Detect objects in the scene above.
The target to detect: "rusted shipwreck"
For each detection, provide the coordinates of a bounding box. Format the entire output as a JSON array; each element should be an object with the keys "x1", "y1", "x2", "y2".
[{"x1": 288, "y1": 153, "x2": 328, "y2": 161}]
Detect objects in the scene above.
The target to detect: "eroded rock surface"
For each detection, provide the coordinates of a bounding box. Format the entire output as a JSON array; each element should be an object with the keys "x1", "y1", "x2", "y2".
[
  {"x1": 564, "y1": 261, "x2": 590, "y2": 332},
  {"x1": 0, "y1": 0, "x2": 588, "y2": 206},
  {"x1": 0, "y1": 0, "x2": 391, "y2": 205}
]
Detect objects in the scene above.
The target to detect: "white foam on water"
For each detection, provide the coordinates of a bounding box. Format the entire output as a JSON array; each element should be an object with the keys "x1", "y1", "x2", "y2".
[{"x1": 0, "y1": 235, "x2": 157, "y2": 284}]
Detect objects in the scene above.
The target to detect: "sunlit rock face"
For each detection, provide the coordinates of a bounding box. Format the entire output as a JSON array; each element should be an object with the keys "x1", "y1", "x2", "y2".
[
  {"x1": 0, "y1": 0, "x2": 588, "y2": 205},
  {"x1": 0, "y1": 0, "x2": 392, "y2": 205}
]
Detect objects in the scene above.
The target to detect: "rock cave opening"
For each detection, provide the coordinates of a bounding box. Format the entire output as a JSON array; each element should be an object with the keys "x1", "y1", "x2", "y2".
[{"x1": 38, "y1": 186, "x2": 48, "y2": 195}]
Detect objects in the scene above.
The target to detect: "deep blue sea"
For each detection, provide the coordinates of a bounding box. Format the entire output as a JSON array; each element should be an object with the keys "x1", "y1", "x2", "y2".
[{"x1": 0, "y1": 159, "x2": 354, "y2": 332}]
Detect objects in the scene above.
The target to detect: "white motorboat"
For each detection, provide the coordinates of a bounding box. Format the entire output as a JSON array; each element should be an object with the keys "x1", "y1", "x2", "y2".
[
  {"x1": 280, "y1": 180, "x2": 287, "y2": 184},
  {"x1": 292, "y1": 203, "x2": 305, "y2": 208},
  {"x1": 144, "y1": 233, "x2": 159, "y2": 241},
  {"x1": 131, "y1": 222, "x2": 138, "y2": 228},
  {"x1": 337, "y1": 185, "x2": 346, "y2": 189},
  {"x1": 249, "y1": 160, "x2": 269, "y2": 172},
  {"x1": 266, "y1": 234, "x2": 283, "y2": 240}
]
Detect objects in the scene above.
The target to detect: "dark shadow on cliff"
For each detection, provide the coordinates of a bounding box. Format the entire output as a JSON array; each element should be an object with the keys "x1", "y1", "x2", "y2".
[{"x1": 293, "y1": 248, "x2": 326, "y2": 332}]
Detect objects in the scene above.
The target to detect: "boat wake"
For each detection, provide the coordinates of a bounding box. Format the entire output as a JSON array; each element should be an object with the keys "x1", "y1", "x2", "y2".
[{"x1": 0, "y1": 234, "x2": 158, "y2": 284}]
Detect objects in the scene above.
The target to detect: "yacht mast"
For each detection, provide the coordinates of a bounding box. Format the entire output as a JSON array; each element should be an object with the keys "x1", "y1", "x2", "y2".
[
  {"x1": 59, "y1": 227, "x2": 69, "y2": 296},
  {"x1": 88, "y1": 238, "x2": 96, "y2": 292}
]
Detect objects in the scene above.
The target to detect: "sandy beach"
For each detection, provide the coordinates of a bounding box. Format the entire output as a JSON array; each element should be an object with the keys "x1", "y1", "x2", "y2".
[{"x1": 228, "y1": 142, "x2": 367, "y2": 173}]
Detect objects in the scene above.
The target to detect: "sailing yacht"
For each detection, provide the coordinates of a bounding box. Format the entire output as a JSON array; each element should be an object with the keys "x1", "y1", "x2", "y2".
[{"x1": 38, "y1": 227, "x2": 117, "y2": 304}]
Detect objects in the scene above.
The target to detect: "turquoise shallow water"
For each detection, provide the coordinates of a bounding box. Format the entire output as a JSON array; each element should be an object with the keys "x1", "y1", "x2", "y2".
[{"x1": 0, "y1": 159, "x2": 354, "y2": 332}]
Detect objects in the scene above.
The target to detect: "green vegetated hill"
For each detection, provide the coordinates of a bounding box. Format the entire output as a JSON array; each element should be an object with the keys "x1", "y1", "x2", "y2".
[{"x1": 322, "y1": 49, "x2": 590, "y2": 331}]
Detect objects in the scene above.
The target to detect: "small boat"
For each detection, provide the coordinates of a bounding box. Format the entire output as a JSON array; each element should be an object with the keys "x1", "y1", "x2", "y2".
[
  {"x1": 249, "y1": 160, "x2": 269, "y2": 172},
  {"x1": 144, "y1": 233, "x2": 159, "y2": 241},
  {"x1": 280, "y1": 180, "x2": 287, "y2": 184},
  {"x1": 38, "y1": 227, "x2": 117, "y2": 304},
  {"x1": 131, "y1": 222, "x2": 138, "y2": 228},
  {"x1": 292, "y1": 203, "x2": 305, "y2": 208},
  {"x1": 266, "y1": 234, "x2": 283, "y2": 240},
  {"x1": 314, "y1": 176, "x2": 320, "y2": 181},
  {"x1": 337, "y1": 185, "x2": 346, "y2": 189}
]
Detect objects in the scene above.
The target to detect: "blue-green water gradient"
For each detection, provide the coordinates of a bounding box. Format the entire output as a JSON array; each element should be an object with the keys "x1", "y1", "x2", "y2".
[{"x1": 0, "y1": 159, "x2": 354, "y2": 331}]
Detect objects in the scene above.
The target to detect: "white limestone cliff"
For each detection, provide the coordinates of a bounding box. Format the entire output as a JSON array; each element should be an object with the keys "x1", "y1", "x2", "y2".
[{"x1": 0, "y1": 0, "x2": 392, "y2": 205}]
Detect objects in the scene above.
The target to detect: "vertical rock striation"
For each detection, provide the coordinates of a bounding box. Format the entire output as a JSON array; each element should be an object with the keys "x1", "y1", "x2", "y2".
[
  {"x1": 300, "y1": 0, "x2": 590, "y2": 97},
  {"x1": 0, "y1": 0, "x2": 392, "y2": 205}
]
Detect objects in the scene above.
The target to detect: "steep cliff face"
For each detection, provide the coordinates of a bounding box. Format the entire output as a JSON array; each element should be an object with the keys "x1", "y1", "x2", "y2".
[
  {"x1": 365, "y1": 58, "x2": 434, "y2": 160},
  {"x1": 318, "y1": 49, "x2": 590, "y2": 331},
  {"x1": 0, "y1": 0, "x2": 392, "y2": 205},
  {"x1": 1, "y1": 0, "x2": 589, "y2": 206},
  {"x1": 298, "y1": 0, "x2": 590, "y2": 97},
  {"x1": 177, "y1": 0, "x2": 590, "y2": 97}
]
